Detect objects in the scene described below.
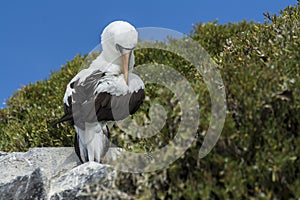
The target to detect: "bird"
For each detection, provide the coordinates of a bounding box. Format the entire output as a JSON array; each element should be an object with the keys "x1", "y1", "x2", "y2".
[{"x1": 53, "y1": 21, "x2": 145, "y2": 163}]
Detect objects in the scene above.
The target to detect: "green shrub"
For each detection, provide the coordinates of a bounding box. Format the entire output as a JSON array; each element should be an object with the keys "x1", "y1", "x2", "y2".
[{"x1": 0, "y1": 55, "x2": 84, "y2": 151}]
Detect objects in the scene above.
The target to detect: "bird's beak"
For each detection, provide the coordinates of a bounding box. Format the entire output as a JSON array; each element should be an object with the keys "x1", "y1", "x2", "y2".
[{"x1": 122, "y1": 51, "x2": 131, "y2": 85}]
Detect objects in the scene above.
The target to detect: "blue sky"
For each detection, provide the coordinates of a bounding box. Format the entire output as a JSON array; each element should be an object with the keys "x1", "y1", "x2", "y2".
[{"x1": 0, "y1": 0, "x2": 297, "y2": 108}]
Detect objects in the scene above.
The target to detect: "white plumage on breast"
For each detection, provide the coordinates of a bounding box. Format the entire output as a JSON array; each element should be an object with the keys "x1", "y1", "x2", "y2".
[{"x1": 94, "y1": 72, "x2": 144, "y2": 96}]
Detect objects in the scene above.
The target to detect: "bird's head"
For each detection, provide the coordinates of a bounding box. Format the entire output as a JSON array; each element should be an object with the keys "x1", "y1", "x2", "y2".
[{"x1": 101, "y1": 21, "x2": 138, "y2": 84}]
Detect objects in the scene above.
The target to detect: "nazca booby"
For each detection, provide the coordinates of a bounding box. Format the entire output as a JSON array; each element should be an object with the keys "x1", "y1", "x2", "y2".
[{"x1": 54, "y1": 21, "x2": 145, "y2": 163}]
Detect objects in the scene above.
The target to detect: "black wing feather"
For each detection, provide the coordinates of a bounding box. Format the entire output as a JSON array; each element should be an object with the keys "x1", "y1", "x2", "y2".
[{"x1": 53, "y1": 70, "x2": 145, "y2": 129}]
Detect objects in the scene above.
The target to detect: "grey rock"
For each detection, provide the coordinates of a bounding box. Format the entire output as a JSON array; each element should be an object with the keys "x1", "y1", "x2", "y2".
[
  {"x1": 0, "y1": 151, "x2": 8, "y2": 157},
  {"x1": 0, "y1": 147, "x2": 124, "y2": 200},
  {"x1": 49, "y1": 162, "x2": 114, "y2": 200},
  {"x1": 0, "y1": 168, "x2": 46, "y2": 200}
]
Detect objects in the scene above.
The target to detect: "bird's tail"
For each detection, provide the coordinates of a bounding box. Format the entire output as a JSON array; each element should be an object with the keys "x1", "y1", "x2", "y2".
[
  {"x1": 74, "y1": 122, "x2": 110, "y2": 163},
  {"x1": 51, "y1": 113, "x2": 73, "y2": 127}
]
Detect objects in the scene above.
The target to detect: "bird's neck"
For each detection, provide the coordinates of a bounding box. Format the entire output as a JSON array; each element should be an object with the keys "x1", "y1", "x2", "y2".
[
  {"x1": 92, "y1": 53, "x2": 122, "y2": 75},
  {"x1": 101, "y1": 51, "x2": 135, "y2": 74},
  {"x1": 102, "y1": 51, "x2": 122, "y2": 66}
]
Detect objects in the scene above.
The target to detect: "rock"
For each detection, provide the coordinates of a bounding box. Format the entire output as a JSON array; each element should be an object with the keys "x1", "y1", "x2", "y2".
[
  {"x1": 49, "y1": 162, "x2": 114, "y2": 200},
  {"x1": 0, "y1": 151, "x2": 7, "y2": 157},
  {"x1": 0, "y1": 168, "x2": 46, "y2": 200},
  {"x1": 0, "y1": 147, "x2": 123, "y2": 199}
]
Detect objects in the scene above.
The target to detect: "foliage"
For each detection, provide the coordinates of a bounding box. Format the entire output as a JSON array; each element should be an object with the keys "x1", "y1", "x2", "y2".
[
  {"x1": 0, "y1": 56, "x2": 83, "y2": 150},
  {"x1": 1, "y1": 2, "x2": 300, "y2": 199}
]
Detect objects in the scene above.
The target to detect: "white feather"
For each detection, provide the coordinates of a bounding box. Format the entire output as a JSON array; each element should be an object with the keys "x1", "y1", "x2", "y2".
[{"x1": 75, "y1": 122, "x2": 110, "y2": 162}]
